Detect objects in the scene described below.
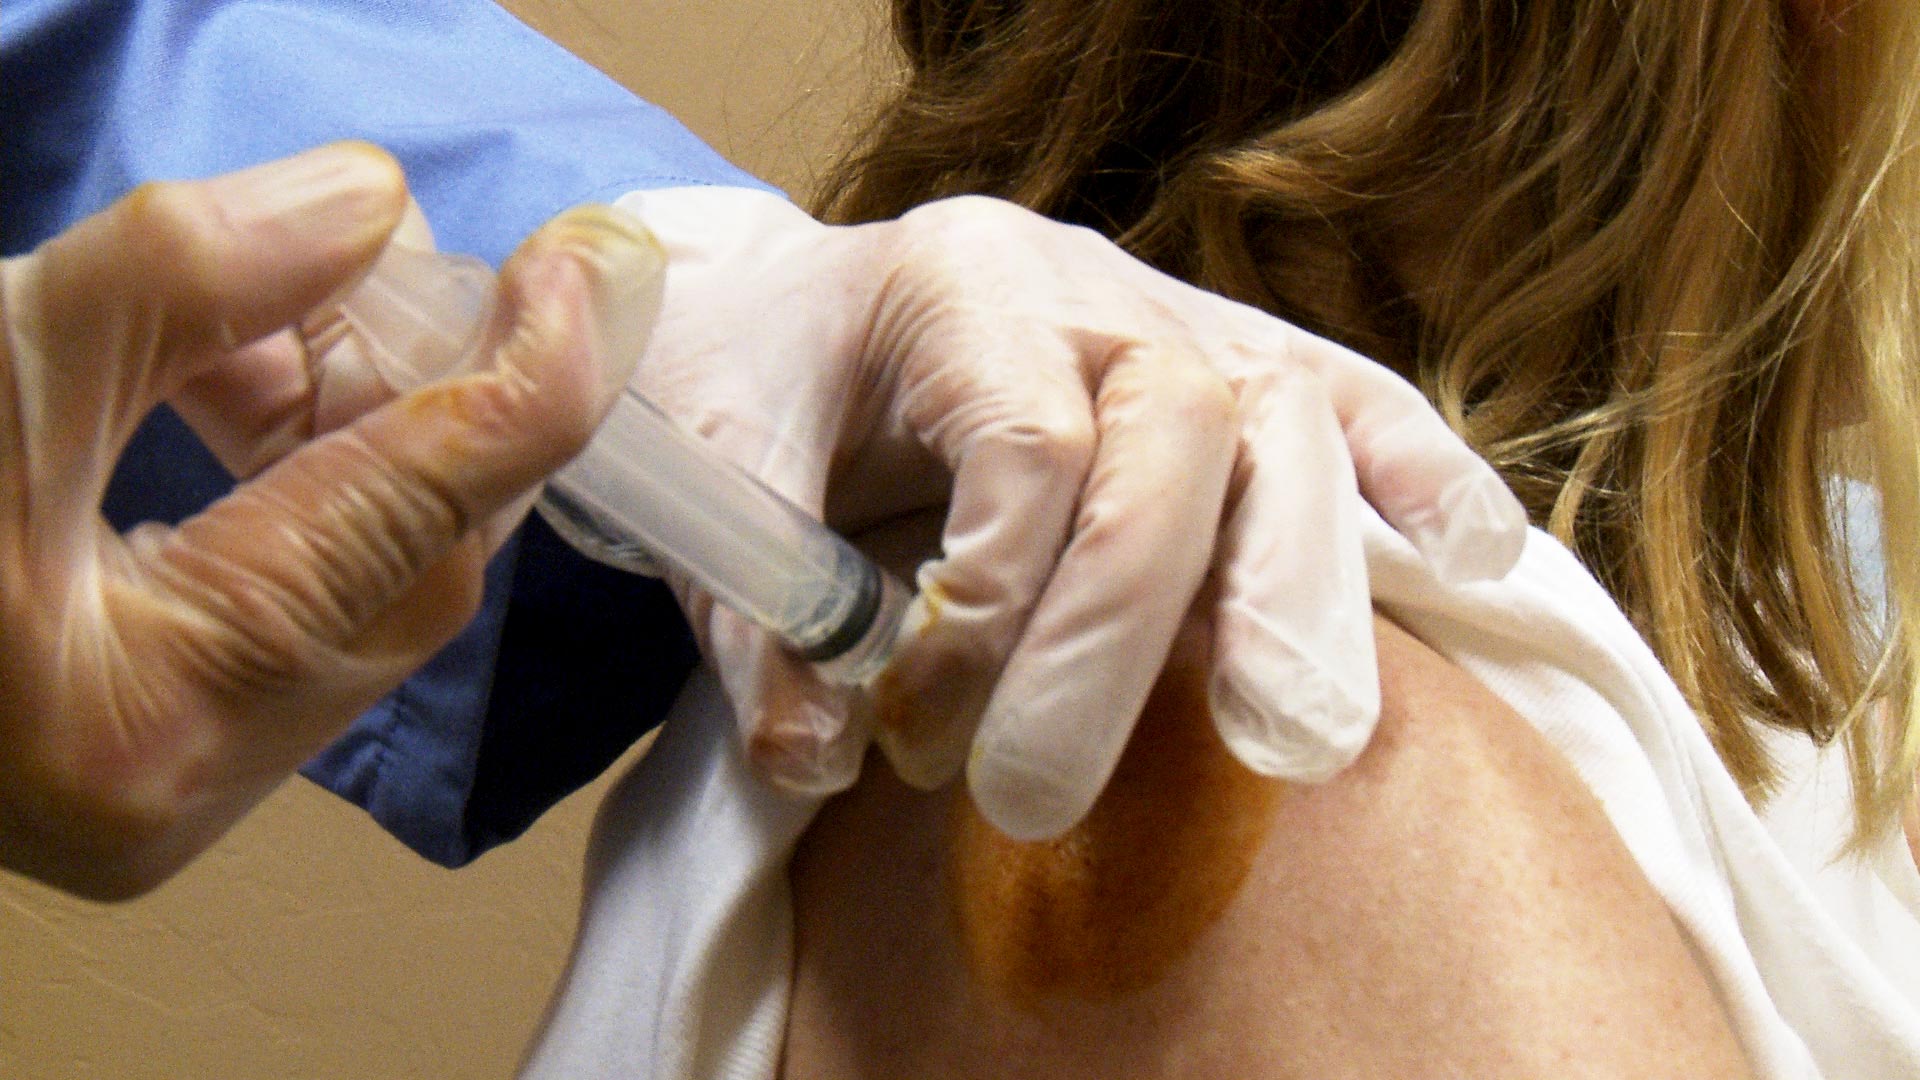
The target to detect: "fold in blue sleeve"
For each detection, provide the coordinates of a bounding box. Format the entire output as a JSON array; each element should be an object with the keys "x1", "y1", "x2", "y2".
[{"x1": 1, "y1": 0, "x2": 781, "y2": 865}]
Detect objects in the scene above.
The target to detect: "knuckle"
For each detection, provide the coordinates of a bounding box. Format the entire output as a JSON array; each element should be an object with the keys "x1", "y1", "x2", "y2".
[
  {"x1": 72, "y1": 794, "x2": 174, "y2": 878},
  {"x1": 162, "y1": 535, "x2": 343, "y2": 691},
  {"x1": 168, "y1": 439, "x2": 465, "y2": 683},
  {"x1": 54, "y1": 763, "x2": 166, "y2": 842},
  {"x1": 1152, "y1": 350, "x2": 1239, "y2": 426},
  {"x1": 12, "y1": 724, "x2": 183, "y2": 899},
  {"x1": 1009, "y1": 407, "x2": 1099, "y2": 475},
  {"x1": 901, "y1": 194, "x2": 1105, "y2": 257},
  {"x1": 123, "y1": 179, "x2": 227, "y2": 277},
  {"x1": 903, "y1": 193, "x2": 1009, "y2": 230},
  {"x1": 449, "y1": 369, "x2": 539, "y2": 440},
  {"x1": 120, "y1": 179, "x2": 238, "y2": 348},
  {"x1": 315, "y1": 431, "x2": 469, "y2": 588},
  {"x1": 464, "y1": 363, "x2": 591, "y2": 473},
  {"x1": 122, "y1": 178, "x2": 198, "y2": 238},
  {"x1": 1233, "y1": 361, "x2": 1332, "y2": 416},
  {"x1": 494, "y1": 299, "x2": 600, "y2": 449},
  {"x1": 897, "y1": 195, "x2": 1038, "y2": 262}
]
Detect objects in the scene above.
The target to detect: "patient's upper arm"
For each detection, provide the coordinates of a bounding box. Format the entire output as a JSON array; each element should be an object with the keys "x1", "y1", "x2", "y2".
[{"x1": 782, "y1": 614, "x2": 1754, "y2": 1079}]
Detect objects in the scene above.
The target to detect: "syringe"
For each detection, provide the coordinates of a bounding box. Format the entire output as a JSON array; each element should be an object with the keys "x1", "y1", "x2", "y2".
[{"x1": 334, "y1": 240, "x2": 911, "y2": 686}]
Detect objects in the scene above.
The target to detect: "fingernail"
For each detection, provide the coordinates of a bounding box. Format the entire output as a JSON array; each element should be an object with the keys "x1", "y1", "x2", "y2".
[
  {"x1": 967, "y1": 725, "x2": 1095, "y2": 842},
  {"x1": 1403, "y1": 466, "x2": 1529, "y2": 585},
  {"x1": 875, "y1": 716, "x2": 971, "y2": 790},
  {"x1": 212, "y1": 142, "x2": 404, "y2": 248},
  {"x1": 533, "y1": 206, "x2": 667, "y2": 402},
  {"x1": 1209, "y1": 661, "x2": 1375, "y2": 781},
  {"x1": 1207, "y1": 591, "x2": 1380, "y2": 781},
  {"x1": 748, "y1": 699, "x2": 865, "y2": 796}
]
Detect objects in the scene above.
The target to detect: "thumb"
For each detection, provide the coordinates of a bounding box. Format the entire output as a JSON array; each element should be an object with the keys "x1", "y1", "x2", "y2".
[{"x1": 149, "y1": 207, "x2": 665, "y2": 688}]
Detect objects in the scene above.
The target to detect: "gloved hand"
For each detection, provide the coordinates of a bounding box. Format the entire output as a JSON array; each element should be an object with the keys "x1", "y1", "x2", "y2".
[
  {"x1": 0, "y1": 143, "x2": 662, "y2": 898},
  {"x1": 617, "y1": 187, "x2": 1527, "y2": 840}
]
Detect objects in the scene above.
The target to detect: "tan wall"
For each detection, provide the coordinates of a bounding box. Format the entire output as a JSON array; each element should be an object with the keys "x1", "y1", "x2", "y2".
[
  {"x1": 508, "y1": 0, "x2": 894, "y2": 200},
  {"x1": 0, "y1": 3, "x2": 887, "y2": 1078}
]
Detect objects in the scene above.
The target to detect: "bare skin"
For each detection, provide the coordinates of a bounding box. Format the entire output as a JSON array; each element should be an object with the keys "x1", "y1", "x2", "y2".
[{"x1": 782, "y1": 613, "x2": 1757, "y2": 1079}]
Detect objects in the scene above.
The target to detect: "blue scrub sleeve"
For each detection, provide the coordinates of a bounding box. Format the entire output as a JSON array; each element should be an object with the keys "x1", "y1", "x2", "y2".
[{"x1": 2, "y1": 0, "x2": 778, "y2": 865}]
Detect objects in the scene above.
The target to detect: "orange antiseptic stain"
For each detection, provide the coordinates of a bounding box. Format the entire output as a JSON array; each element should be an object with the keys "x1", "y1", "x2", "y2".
[{"x1": 947, "y1": 632, "x2": 1286, "y2": 1002}]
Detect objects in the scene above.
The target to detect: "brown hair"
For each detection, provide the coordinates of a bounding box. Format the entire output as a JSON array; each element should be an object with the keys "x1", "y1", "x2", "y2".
[{"x1": 818, "y1": 0, "x2": 1920, "y2": 843}]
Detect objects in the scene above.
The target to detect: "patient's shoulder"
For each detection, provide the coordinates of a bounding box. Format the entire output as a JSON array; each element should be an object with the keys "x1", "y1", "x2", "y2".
[{"x1": 782, "y1": 614, "x2": 1753, "y2": 1079}]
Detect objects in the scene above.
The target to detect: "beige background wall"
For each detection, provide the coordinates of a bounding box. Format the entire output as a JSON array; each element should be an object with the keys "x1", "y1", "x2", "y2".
[{"x1": 0, "y1": 3, "x2": 888, "y2": 1078}]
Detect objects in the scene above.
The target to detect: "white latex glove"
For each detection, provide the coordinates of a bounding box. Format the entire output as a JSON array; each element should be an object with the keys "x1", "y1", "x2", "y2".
[
  {"x1": 618, "y1": 187, "x2": 1526, "y2": 840},
  {"x1": 0, "y1": 143, "x2": 661, "y2": 897}
]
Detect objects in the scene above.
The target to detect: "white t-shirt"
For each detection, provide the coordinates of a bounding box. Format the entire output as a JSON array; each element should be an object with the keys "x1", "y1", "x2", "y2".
[
  {"x1": 1760, "y1": 730, "x2": 1920, "y2": 1010},
  {"x1": 520, "y1": 518, "x2": 1920, "y2": 1080}
]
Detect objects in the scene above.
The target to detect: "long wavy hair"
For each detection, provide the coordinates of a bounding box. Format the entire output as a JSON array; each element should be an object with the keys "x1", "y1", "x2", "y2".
[{"x1": 817, "y1": 0, "x2": 1920, "y2": 844}]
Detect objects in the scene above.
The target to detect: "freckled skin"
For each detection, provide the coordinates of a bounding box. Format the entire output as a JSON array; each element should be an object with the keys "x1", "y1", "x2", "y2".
[
  {"x1": 949, "y1": 638, "x2": 1284, "y2": 1001},
  {"x1": 782, "y1": 615, "x2": 1757, "y2": 1080}
]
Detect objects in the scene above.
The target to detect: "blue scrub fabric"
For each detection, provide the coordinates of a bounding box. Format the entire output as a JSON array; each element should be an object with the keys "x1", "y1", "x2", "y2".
[{"x1": 2, "y1": 0, "x2": 779, "y2": 865}]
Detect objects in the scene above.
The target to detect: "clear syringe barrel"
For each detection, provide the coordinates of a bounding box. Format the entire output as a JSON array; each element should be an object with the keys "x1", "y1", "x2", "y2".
[
  {"x1": 535, "y1": 392, "x2": 909, "y2": 685},
  {"x1": 335, "y1": 240, "x2": 908, "y2": 687}
]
